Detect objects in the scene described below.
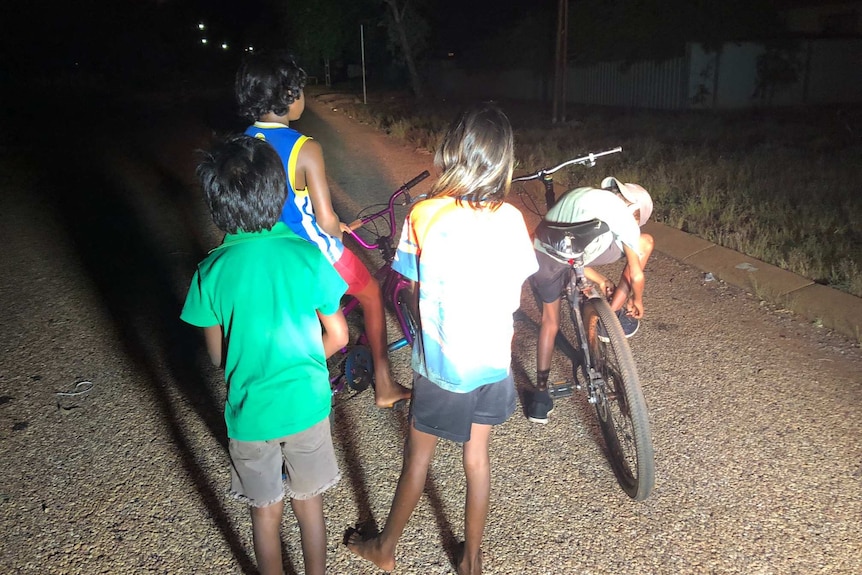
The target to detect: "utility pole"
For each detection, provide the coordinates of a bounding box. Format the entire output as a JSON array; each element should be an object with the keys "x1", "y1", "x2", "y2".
[
  {"x1": 552, "y1": 0, "x2": 568, "y2": 124},
  {"x1": 361, "y1": 24, "x2": 367, "y2": 104}
]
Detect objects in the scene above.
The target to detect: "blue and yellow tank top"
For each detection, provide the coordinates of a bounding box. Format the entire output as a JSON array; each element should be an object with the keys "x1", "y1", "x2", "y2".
[{"x1": 245, "y1": 122, "x2": 344, "y2": 264}]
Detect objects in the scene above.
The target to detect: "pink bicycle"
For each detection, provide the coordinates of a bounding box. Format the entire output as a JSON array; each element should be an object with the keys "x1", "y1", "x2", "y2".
[{"x1": 330, "y1": 170, "x2": 430, "y2": 396}]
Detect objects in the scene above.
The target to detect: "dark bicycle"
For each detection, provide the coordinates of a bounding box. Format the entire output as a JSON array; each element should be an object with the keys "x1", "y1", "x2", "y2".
[{"x1": 514, "y1": 149, "x2": 655, "y2": 501}]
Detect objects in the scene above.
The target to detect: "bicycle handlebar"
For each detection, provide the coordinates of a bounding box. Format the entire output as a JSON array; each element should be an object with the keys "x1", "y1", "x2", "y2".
[
  {"x1": 511, "y1": 147, "x2": 622, "y2": 183},
  {"x1": 403, "y1": 170, "x2": 431, "y2": 191},
  {"x1": 346, "y1": 170, "x2": 431, "y2": 248}
]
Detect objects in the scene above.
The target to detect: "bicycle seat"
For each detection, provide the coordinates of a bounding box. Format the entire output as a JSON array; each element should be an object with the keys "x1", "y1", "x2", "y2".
[{"x1": 535, "y1": 219, "x2": 610, "y2": 259}]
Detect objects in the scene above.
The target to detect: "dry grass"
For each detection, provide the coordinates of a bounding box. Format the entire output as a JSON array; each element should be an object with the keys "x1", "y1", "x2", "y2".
[{"x1": 331, "y1": 89, "x2": 862, "y2": 297}]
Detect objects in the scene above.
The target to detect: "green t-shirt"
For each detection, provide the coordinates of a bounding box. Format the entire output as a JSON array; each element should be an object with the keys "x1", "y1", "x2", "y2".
[{"x1": 181, "y1": 223, "x2": 347, "y2": 441}]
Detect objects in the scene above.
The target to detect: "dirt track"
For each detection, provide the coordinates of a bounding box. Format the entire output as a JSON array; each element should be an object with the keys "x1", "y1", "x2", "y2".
[{"x1": 0, "y1": 89, "x2": 860, "y2": 574}]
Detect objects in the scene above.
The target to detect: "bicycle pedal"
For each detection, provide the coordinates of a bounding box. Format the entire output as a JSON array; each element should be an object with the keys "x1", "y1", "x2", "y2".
[{"x1": 548, "y1": 381, "x2": 575, "y2": 399}]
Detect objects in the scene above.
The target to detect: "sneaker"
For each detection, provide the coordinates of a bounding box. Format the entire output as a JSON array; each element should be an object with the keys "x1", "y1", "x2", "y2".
[
  {"x1": 597, "y1": 309, "x2": 640, "y2": 342},
  {"x1": 525, "y1": 387, "x2": 554, "y2": 424}
]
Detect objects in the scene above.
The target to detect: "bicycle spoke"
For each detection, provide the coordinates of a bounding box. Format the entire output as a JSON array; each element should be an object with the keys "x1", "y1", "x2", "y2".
[{"x1": 583, "y1": 298, "x2": 655, "y2": 500}]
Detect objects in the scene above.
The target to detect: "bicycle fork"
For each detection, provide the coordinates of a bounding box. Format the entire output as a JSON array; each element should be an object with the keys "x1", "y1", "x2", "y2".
[{"x1": 378, "y1": 262, "x2": 415, "y2": 352}]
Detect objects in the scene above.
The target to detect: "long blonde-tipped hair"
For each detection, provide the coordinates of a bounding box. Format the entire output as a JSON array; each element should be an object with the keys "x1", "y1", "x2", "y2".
[{"x1": 428, "y1": 102, "x2": 514, "y2": 210}]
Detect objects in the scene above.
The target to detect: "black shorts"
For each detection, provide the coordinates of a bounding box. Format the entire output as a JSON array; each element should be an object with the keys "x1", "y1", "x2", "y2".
[
  {"x1": 410, "y1": 371, "x2": 516, "y2": 443},
  {"x1": 530, "y1": 245, "x2": 623, "y2": 304},
  {"x1": 530, "y1": 250, "x2": 571, "y2": 304}
]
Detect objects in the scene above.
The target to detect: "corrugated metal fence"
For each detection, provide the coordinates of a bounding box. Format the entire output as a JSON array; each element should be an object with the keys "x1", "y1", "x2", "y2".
[
  {"x1": 567, "y1": 57, "x2": 690, "y2": 109},
  {"x1": 428, "y1": 38, "x2": 862, "y2": 109}
]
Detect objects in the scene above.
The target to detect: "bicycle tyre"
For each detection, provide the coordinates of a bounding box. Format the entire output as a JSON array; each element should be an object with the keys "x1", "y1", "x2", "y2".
[
  {"x1": 582, "y1": 298, "x2": 655, "y2": 500},
  {"x1": 344, "y1": 346, "x2": 374, "y2": 392}
]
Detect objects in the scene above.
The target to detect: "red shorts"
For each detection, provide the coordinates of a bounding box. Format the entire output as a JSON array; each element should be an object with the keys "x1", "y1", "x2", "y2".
[{"x1": 333, "y1": 247, "x2": 372, "y2": 295}]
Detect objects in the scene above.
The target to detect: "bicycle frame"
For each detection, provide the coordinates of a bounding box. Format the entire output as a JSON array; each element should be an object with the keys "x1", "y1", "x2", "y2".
[
  {"x1": 534, "y1": 217, "x2": 610, "y2": 396},
  {"x1": 329, "y1": 171, "x2": 430, "y2": 396},
  {"x1": 343, "y1": 170, "x2": 429, "y2": 352},
  {"x1": 563, "y1": 255, "x2": 607, "y2": 402},
  {"x1": 337, "y1": 248, "x2": 414, "y2": 353}
]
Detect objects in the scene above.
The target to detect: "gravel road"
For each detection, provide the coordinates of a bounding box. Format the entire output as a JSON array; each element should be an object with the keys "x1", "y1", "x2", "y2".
[{"x1": 1, "y1": 88, "x2": 860, "y2": 575}]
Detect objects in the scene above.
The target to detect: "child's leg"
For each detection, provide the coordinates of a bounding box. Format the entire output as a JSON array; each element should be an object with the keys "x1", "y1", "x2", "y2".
[
  {"x1": 537, "y1": 298, "x2": 562, "y2": 383},
  {"x1": 230, "y1": 437, "x2": 289, "y2": 575},
  {"x1": 531, "y1": 252, "x2": 570, "y2": 385},
  {"x1": 351, "y1": 277, "x2": 411, "y2": 406},
  {"x1": 347, "y1": 423, "x2": 439, "y2": 571},
  {"x1": 291, "y1": 495, "x2": 327, "y2": 575},
  {"x1": 250, "y1": 500, "x2": 285, "y2": 575},
  {"x1": 460, "y1": 422, "x2": 492, "y2": 575},
  {"x1": 281, "y1": 418, "x2": 340, "y2": 575},
  {"x1": 336, "y1": 248, "x2": 411, "y2": 407}
]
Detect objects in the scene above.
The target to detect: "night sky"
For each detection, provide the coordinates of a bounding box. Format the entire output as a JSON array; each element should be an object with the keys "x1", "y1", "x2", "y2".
[
  {"x1": 1, "y1": 0, "x2": 533, "y2": 73},
  {"x1": 2, "y1": 0, "x2": 791, "y2": 83},
  {"x1": 191, "y1": 0, "x2": 536, "y2": 54}
]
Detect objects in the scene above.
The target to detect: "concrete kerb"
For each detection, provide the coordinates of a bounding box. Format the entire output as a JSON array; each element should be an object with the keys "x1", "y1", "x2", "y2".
[{"x1": 644, "y1": 221, "x2": 862, "y2": 342}]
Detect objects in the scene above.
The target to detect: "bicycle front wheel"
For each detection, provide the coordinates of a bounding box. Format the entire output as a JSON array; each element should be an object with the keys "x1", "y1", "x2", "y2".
[
  {"x1": 583, "y1": 298, "x2": 655, "y2": 500},
  {"x1": 344, "y1": 345, "x2": 374, "y2": 392}
]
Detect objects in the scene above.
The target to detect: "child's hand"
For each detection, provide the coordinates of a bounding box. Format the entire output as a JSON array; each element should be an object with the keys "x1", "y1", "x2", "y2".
[
  {"x1": 339, "y1": 221, "x2": 354, "y2": 235},
  {"x1": 627, "y1": 299, "x2": 644, "y2": 319},
  {"x1": 602, "y1": 280, "x2": 616, "y2": 300}
]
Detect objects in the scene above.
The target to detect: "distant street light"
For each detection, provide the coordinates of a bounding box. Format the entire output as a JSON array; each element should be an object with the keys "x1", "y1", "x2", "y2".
[
  {"x1": 198, "y1": 22, "x2": 206, "y2": 31},
  {"x1": 201, "y1": 38, "x2": 208, "y2": 45},
  {"x1": 221, "y1": 42, "x2": 229, "y2": 50}
]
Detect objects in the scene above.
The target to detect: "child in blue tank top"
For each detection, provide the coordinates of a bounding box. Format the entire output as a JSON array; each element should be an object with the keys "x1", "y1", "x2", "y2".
[{"x1": 235, "y1": 51, "x2": 411, "y2": 409}]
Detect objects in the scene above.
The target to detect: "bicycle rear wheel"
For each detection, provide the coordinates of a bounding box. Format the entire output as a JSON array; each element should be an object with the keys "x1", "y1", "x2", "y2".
[{"x1": 582, "y1": 298, "x2": 655, "y2": 500}]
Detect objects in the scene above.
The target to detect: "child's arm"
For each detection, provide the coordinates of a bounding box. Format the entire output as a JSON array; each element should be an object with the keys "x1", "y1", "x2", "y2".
[
  {"x1": 622, "y1": 244, "x2": 645, "y2": 318},
  {"x1": 319, "y1": 309, "x2": 349, "y2": 359},
  {"x1": 203, "y1": 325, "x2": 223, "y2": 367},
  {"x1": 298, "y1": 140, "x2": 344, "y2": 239},
  {"x1": 584, "y1": 266, "x2": 615, "y2": 299}
]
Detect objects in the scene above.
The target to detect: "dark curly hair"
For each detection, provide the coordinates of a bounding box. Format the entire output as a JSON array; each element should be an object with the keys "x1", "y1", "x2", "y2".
[
  {"x1": 235, "y1": 50, "x2": 308, "y2": 121},
  {"x1": 196, "y1": 135, "x2": 287, "y2": 234}
]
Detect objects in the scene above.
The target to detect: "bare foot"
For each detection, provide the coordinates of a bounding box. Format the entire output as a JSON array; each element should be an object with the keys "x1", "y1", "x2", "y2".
[
  {"x1": 346, "y1": 530, "x2": 396, "y2": 572},
  {"x1": 374, "y1": 372, "x2": 412, "y2": 409},
  {"x1": 457, "y1": 545, "x2": 482, "y2": 575}
]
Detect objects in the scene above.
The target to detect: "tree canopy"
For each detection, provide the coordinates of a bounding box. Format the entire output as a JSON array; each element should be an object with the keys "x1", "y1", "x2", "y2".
[{"x1": 569, "y1": 0, "x2": 784, "y2": 63}]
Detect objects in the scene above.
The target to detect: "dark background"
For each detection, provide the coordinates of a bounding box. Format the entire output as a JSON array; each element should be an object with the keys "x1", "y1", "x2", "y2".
[{"x1": 2, "y1": 0, "x2": 800, "y2": 91}]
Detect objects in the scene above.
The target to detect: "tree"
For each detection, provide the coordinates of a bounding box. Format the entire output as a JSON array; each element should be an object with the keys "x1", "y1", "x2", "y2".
[
  {"x1": 267, "y1": 0, "x2": 430, "y2": 93},
  {"x1": 752, "y1": 41, "x2": 802, "y2": 105},
  {"x1": 271, "y1": 0, "x2": 363, "y2": 78},
  {"x1": 468, "y1": 9, "x2": 554, "y2": 70},
  {"x1": 379, "y1": 0, "x2": 430, "y2": 98}
]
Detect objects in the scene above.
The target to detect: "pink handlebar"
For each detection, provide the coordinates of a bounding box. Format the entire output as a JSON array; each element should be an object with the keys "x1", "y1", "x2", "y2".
[{"x1": 345, "y1": 171, "x2": 430, "y2": 250}]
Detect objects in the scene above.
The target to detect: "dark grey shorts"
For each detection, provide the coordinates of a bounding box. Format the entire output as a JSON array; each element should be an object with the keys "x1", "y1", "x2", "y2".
[
  {"x1": 228, "y1": 418, "x2": 341, "y2": 507},
  {"x1": 410, "y1": 371, "x2": 516, "y2": 443},
  {"x1": 530, "y1": 245, "x2": 622, "y2": 303}
]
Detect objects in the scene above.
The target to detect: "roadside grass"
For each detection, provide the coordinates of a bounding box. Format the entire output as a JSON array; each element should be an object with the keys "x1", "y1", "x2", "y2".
[{"x1": 332, "y1": 90, "x2": 862, "y2": 298}]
